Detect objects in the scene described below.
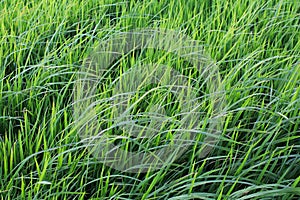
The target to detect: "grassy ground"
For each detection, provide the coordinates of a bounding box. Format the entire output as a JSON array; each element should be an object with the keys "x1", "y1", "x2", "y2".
[{"x1": 0, "y1": 0, "x2": 300, "y2": 199}]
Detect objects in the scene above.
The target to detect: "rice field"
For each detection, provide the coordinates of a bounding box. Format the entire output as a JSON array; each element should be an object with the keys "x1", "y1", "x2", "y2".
[{"x1": 0, "y1": 0, "x2": 300, "y2": 199}]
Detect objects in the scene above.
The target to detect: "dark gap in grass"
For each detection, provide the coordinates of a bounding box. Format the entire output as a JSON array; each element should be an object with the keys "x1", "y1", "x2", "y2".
[{"x1": 96, "y1": 48, "x2": 207, "y2": 99}]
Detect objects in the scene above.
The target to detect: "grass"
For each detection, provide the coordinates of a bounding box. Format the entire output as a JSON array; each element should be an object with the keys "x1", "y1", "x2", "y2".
[{"x1": 0, "y1": 0, "x2": 300, "y2": 199}]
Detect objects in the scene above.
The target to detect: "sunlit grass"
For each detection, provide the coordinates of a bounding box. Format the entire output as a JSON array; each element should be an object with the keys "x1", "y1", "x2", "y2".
[{"x1": 0, "y1": 0, "x2": 299, "y2": 199}]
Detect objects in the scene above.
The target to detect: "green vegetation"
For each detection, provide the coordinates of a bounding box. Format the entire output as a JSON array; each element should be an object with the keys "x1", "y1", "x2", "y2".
[{"x1": 0, "y1": 0, "x2": 299, "y2": 199}]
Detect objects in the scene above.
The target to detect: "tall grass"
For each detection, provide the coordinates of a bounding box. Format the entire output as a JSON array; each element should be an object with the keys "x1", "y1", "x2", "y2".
[{"x1": 0, "y1": 0, "x2": 299, "y2": 199}]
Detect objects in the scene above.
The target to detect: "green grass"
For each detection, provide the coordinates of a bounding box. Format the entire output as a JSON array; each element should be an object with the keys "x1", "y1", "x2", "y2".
[{"x1": 1, "y1": 0, "x2": 300, "y2": 199}]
